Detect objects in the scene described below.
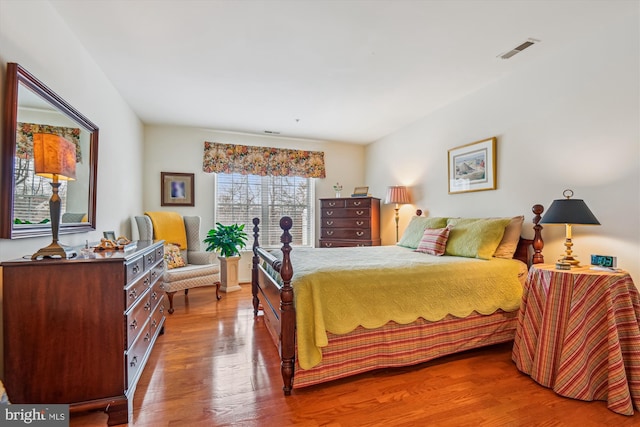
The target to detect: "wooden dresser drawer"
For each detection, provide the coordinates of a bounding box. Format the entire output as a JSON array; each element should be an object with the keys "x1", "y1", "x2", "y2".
[
  {"x1": 319, "y1": 240, "x2": 376, "y2": 248},
  {"x1": 143, "y1": 247, "x2": 157, "y2": 271},
  {"x1": 346, "y1": 198, "x2": 371, "y2": 208},
  {"x1": 321, "y1": 218, "x2": 370, "y2": 229},
  {"x1": 125, "y1": 272, "x2": 150, "y2": 311},
  {"x1": 126, "y1": 291, "x2": 151, "y2": 348},
  {"x1": 320, "y1": 199, "x2": 346, "y2": 208},
  {"x1": 126, "y1": 256, "x2": 145, "y2": 283},
  {"x1": 321, "y1": 229, "x2": 371, "y2": 240},
  {"x1": 126, "y1": 328, "x2": 153, "y2": 391},
  {"x1": 321, "y1": 208, "x2": 371, "y2": 219}
]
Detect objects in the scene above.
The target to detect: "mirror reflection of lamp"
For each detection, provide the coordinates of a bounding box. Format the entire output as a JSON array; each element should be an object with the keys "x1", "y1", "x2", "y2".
[{"x1": 31, "y1": 133, "x2": 77, "y2": 260}]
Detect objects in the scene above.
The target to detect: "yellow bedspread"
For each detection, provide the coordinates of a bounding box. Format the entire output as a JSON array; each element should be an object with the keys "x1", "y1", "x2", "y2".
[
  {"x1": 275, "y1": 246, "x2": 525, "y2": 370},
  {"x1": 145, "y1": 211, "x2": 188, "y2": 249}
]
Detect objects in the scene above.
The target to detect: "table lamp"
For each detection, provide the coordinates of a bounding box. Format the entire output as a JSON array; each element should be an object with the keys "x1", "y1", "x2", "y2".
[
  {"x1": 31, "y1": 133, "x2": 78, "y2": 260},
  {"x1": 540, "y1": 189, "x2": 600, "y2": 267},
  {"x1": 385, "y1": 185, "x2": 410, "y2": 242}
]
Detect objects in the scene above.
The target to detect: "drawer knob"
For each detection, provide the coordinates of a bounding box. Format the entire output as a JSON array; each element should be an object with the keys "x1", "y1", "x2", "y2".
[
  {"x1": 130, "y1": 319, "x2": 138, "y2": 330},
  {"x1": 327, "y1": 231, "x2": 334, "y2": 236},
  {"x1": 132, "y1": 265, "x2": 140, "y2": 274},
  {"x1": 356, "y1": 210, "x2": 364, "y2": 216},
  {"x1": 325, "y1": 243, "x2": 333, "y2": 248},
  {"x1": 353, "y1": 201, "x2": 361, "y2": 206},
  {"x1": 144, "y1": 302, "x2": 151, "y2": 311},
  {"x1": 128, "y1": 289, "x2": 137, "y2": 299},
  {"x1": 144, "y1": 332, "x2": 151, "y2": 342},
  {"x1": 326, "y1": 220, "x2": 334, "y2": 226},
  {"x1": 326, "y1": 210, "x2": 334, "y2": 216},
  {"x1": 356, "y1": 231, "x2": 364, "y2": 237},
  {"x1": 329, "y1": 202, "x2": 336, "y2": 207},
  {"x1": 356, "y1": 221, "x2": 364, "y2": 226},
  {"x1": 144, "y1": 277, "x2": 150, "y2": 286},
  {"x1": 130, "y1": 356, "x2": 138, "y2": 367}
]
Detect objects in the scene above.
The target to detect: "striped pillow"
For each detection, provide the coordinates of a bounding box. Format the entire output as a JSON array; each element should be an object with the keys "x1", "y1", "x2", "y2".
[{"x1": 415, "y1": 226, "x2": 451, "y2": 256}]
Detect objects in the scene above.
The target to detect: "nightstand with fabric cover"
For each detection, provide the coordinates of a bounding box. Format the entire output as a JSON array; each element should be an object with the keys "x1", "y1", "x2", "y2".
[{"x1": 135, "y1": 213, "x2": 221, "y2": 313}]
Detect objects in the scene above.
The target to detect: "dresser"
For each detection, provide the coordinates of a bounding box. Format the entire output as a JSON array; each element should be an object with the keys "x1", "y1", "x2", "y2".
[
  {"x1": 319, "y1": 197, "x2": 381, "y2": 247},
  {"x1": 1, "y1": 240, "x2": 166, "y2": 425}
]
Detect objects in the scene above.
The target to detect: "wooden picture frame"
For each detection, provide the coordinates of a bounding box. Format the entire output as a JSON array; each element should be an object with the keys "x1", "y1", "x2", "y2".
[
  {"x1": 161, "y1": 172, "x2": 195, "y2": 206},
  {"x1": 353, "y1": 186, "x2": 369, "y2": 195},
  {"x1": 448, "y1": 137, "x2": 497, "y2": 194}
]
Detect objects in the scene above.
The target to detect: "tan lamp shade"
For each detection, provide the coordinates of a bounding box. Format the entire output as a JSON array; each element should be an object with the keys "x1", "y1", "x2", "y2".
[
  {"x1": 33, "y1": 133, "x2": 77, "y2": 181},
  {"x1": 384, "y1": 186, "x2": 410, "y2": 205}
]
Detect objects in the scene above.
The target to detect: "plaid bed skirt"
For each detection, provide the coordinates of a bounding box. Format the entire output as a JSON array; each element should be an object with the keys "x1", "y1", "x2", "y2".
[{"x1": 293, "y1": 310, "x2": 517, "y2": 388}]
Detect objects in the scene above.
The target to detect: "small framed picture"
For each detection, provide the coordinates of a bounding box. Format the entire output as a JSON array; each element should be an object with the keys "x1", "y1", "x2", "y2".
[
  {"x1": 353, "y1": 186, "x2": 369, "y2": 195},
  {"x1": 448, "y1": 137, "x2": 497, "y2": 194},
  {"x1": 103, "y1": 231, "x2": 116, "y2": 241},
  {"x1": 161, "y1": 172, "x2": 195, "y2": 206}
]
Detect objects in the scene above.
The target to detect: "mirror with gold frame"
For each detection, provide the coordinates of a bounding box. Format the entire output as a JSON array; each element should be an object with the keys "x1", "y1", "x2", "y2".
[{"x1": 1, "y1": 63, "x2": 99, "y2": 239}]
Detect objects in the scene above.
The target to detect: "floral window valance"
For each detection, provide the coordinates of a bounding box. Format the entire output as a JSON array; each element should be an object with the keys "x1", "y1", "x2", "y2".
[
  {"x1": 202, "y1": 141, "x2": 326, "y2": 178},
  {"x1": 17, "y1": 122, "x2": 82, "y2": 163}
]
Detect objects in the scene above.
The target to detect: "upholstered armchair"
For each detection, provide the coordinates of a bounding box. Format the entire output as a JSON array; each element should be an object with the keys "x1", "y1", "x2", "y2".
[{"x1": 135, "y1": 214, "x2": 220, "y2": 313}]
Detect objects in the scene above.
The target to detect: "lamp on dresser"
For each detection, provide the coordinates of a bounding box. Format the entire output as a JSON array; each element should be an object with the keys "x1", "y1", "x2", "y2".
[
  {"x1": 540, "y1": 189, "x2": 600, "y2": 267},
  {"x1": 31, "y1": 133, "x2": 78, "y2": 260},
  {"x1": 385, "y1": 185, "x2": 411, "y2": 242}
]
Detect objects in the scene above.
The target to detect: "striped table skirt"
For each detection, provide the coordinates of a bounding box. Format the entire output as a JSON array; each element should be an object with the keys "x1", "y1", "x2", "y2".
[{"x1": 512, "y1": 264, "x2": 640, "y2": 416}]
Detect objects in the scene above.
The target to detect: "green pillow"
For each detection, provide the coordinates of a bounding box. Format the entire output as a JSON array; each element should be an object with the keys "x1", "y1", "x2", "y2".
[
  {"x1": 444, "y1": 218, "x2": 511, "y2": 259},
  {"x1": 397, "y1": 216, "x2": 448, "y2": 249}
]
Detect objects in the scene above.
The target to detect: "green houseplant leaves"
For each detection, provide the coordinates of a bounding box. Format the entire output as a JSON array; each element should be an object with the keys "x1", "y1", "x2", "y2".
[{"x1": 204, "y1": 222, "x2": 248, "y2": 257}]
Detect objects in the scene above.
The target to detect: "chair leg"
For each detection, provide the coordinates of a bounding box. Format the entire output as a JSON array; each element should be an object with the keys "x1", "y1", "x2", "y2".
[
  {"x1": 184, "y1": 289, "x2": 189, "y2": 295},
  {"x1": 215, "y1": 281, "x2": 221, "y2": 300},
  {"x1": 166, "y1": 291, "x2": 176, "y2": 314}
]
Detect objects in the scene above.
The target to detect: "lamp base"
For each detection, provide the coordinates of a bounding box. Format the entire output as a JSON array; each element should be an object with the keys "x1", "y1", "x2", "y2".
[
  {"x1": 557, "y1": 255, "x2": 580, "y2": 268},
  {"x1": 32, "y1": 241, "x2": 77, "y2": 260}
]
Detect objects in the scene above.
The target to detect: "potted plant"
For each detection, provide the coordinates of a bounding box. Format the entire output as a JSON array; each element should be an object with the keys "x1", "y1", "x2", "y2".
[{"x1": 204, "y1": 223, "x2": 248, "y2": 292}]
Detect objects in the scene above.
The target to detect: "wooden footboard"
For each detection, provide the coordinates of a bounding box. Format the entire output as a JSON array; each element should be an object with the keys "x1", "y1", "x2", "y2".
[{"x1": 251, "y1": 205, "x2": 545, "y2": 395}]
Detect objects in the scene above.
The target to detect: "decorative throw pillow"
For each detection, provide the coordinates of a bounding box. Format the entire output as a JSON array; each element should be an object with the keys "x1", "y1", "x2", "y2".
[
  {"x1": 493, "y1": 216, "x2": 525, "y2": 259},
  {"x1": 164, "y1": 243, "x2": 186, "y2": 269},
  {"x1": 444, "y1": 218, "x2": 511, "y2": 260},
  {"x1": 415, "y1": 226, "x2": 451, "y2": 256},
  {"x1": 397, "y1": 216, "x2": 448, "y2": 249}
]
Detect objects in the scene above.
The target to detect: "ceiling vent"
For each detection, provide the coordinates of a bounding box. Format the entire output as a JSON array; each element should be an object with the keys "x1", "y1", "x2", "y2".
[
  {"x1": 498, "y1": 38, "x2": 540, "y2": 59},
  {"x1": 264, "y1": 130, "x2": 280, "y2": 135}
]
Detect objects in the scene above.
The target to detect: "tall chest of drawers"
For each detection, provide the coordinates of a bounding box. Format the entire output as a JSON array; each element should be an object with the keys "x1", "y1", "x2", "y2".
[
  {"x1": 319, "y1": 197, "x2": 381, "y2": 247},
  {"x1": 1, "y1": 240, "x2": 166, "y2": 425}
]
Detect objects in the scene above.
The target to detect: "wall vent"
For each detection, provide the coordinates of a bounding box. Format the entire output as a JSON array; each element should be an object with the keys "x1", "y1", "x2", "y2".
[{"x1": 498, "y1": 38, "x2": 540, "y2": 59}]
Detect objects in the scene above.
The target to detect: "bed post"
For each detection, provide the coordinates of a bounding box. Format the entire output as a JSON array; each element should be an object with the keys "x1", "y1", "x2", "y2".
[
  {"x1": 251, "y1": 218, "x2": 261, "y2": 316},
  {"x1": 278, "y1": 216, "x2": 295, "y2": 395},
  {"x1": 532, "y1": 204, "x2": 544, "y2": 264}
]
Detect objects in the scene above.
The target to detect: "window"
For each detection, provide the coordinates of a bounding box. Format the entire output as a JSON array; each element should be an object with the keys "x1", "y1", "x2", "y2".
[
  {"x1": 215, "y1": 173, "x2": 314, "y2": 247},
  {"x1": 13, "y1": 156, "x2": 70, "y2": 224}
]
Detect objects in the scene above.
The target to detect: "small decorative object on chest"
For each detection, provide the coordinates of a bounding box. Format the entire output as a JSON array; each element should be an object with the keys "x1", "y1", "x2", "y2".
[{"x1": 333, "y1": 182, "x2": 343, "y2": 198}]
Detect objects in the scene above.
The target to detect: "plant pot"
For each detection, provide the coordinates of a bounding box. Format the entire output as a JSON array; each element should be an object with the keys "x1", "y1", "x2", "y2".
[{"x1": 218, "y1": 255, "x2": 241, "y2": 293}]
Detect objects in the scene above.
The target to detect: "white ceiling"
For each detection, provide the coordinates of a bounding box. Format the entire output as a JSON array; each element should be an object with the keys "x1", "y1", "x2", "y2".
[{"x1": 49, "y1": 0, "x2": 634, "y2": 144}]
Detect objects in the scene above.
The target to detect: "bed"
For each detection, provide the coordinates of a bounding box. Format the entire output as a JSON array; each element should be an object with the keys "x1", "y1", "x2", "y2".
[{"x1": 251, "y1": 204, "x2": 545, "y2": 395}]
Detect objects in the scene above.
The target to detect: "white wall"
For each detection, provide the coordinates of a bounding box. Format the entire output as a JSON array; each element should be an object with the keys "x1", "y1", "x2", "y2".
[
  {"x1": 366, "y1": 12, "x2": 640, "y2": 282},
  {"x1": 0, "y1": 0, "x2": 145, "y2": 262},
  {"x1": 142, "y1": 125, "x2": 365, "y2": 280},
  {"x1": 0, "y1": 1, "x2": 145, "y2": 378}
]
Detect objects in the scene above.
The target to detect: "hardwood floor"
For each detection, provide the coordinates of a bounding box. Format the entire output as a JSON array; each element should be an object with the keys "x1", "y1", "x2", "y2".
[{"x1": 71, "y1": 285, "x2": 639, "y2": 426}]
